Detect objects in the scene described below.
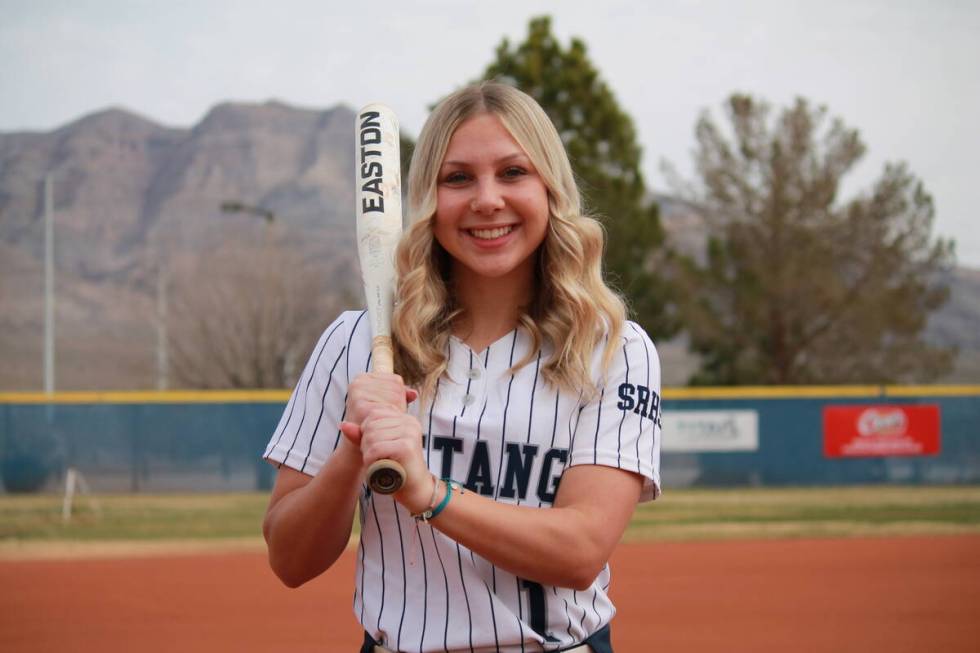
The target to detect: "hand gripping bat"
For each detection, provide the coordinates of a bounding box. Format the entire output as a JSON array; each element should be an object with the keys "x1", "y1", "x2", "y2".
[{"x1": 355, "y1": 104, "x2": 405, "y2": 494}]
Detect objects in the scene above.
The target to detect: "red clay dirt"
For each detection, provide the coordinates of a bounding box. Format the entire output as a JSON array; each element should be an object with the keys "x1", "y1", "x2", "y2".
[{"x1": 1, "y1": 535, "x2": 978, "y2": 652}]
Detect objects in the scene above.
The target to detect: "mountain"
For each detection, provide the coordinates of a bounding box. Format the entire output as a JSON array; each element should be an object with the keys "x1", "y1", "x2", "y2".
[
  {"x1": 0, "y1": 101, "x2": 360, "y2": 391},
  {"x1": 925, "y1": 266, "x2": 980, "y2": 382},
  {"x1": 0, "y1": 101, "x2": 357, "y2": 275},
  {"x1": 0, "y1": 103, "x2": 976, "y2": 390}
]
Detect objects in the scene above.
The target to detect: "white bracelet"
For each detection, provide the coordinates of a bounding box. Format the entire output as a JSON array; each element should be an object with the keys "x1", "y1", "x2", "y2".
[{"x1": 410, "y1": 474, "x2": 441, "y2": 522}]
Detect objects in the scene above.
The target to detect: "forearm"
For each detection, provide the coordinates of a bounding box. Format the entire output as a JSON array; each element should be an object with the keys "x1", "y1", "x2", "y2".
[
  {"x1": 355, "y1": 404, "x2": 642, "y2": 591},
  {"x1": 428, "y1": 489, "x2": 612, "y2": 591},
  {"x1": 263, "y1": 441, "x2": 363, "y2": 587}
]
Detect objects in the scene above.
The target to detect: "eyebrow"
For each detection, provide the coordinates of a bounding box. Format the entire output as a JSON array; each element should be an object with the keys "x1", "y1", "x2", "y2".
[{"x1": 441, "y1": 152, "x2": 529, "y2": 168}]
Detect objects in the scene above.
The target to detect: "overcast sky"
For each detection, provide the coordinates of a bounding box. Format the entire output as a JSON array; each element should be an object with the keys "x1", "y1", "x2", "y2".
[{"x1": 2, "y1": 0, "x2": 978, "y2": 266}]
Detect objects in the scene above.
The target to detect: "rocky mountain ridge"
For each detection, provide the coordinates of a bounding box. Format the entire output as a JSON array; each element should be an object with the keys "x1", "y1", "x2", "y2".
[{"x1": 1, "y1": 101, "x2": 977, "y2": 390}]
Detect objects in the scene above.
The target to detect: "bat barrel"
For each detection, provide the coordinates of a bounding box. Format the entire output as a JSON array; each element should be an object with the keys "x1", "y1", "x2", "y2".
[
  {"x1": 355, "y1": 104, "x2": 402, "y2": 346},
  {"x1": 356, "y1": 103, "x2": 406, "y2": 496}
]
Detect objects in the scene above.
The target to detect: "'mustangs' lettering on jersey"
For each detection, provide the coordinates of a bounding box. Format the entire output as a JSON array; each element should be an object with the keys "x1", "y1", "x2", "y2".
[
  {"x1": 499, "y1": 443, "x2": 539, "y2": 499},
  {"x1": 467, "y1": 440, "x2": 496, "y2": 496},
  {"x1": 358, "y1": 111, "x2": 385, "y2": 213},
  {"x1": 423, "y1": 435, "x2": 568, "y2": 504},
  {"x1": 536, "y1": 448, "x2": 567, "y2": 503},
  {"x1": 431, "y1": 436, "x2": 463, "y2": 479},
  {"x1": 616, "y1": 383, "x2": 661, "y2": 421}
]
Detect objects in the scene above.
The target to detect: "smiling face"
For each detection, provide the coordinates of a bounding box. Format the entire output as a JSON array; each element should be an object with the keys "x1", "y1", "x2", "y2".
[{"x1": 432, "y1": 112, "x2": 550, "y2": 294}]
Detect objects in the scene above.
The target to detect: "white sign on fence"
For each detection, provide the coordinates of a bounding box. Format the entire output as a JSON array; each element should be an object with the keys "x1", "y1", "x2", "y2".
[{"x1": 661, "y1": 410, "x2": 759, "y2": 452}]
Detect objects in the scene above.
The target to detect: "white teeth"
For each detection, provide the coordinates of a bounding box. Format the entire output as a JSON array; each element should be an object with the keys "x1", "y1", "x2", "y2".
[{"x1": 469, "y1": 225, "x2": 514, "y2": 240}]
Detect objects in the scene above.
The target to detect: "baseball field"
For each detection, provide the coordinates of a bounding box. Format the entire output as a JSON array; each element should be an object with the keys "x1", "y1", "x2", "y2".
[{"x1": 1, "y1": 485, "x2": 978, "y2": 651}]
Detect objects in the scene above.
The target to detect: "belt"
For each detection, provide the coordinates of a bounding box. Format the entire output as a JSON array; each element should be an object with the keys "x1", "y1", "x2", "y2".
[{"x1": 373, "y1": 646, "x2": 592, "y2": 653}]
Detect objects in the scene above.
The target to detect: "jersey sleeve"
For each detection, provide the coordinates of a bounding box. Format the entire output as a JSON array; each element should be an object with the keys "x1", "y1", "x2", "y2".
[
  {"x1": 263, "y1": 311, "x2": 364, "y2": 476},
  {"x1": 568, "y1": 321, "x2": 662, "y2": 501}
]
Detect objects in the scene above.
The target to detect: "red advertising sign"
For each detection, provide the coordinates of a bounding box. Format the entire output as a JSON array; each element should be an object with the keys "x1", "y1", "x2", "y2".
[{"x1": 823, "y1": 404, "x2": 941, "y2": 458}]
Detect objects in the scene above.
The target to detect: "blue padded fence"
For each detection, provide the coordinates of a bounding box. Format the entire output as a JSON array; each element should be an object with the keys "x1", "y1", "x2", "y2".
[
  {"x1": 0, "y1": 387, "x2": 977, "y2": 493},
  {"x1": 660, "y1": 388, "x2": 979, "y2": 488}
]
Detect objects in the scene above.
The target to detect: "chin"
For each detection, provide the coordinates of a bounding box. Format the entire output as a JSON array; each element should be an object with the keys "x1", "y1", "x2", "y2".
[{"x1": 474, "y1": 254, "x2": 531, "y2": 276}]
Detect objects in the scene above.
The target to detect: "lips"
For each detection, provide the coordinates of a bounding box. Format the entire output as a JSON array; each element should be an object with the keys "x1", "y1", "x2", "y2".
[{"x1": 468, "y1": 225, "x2": 515, "y2": 240}]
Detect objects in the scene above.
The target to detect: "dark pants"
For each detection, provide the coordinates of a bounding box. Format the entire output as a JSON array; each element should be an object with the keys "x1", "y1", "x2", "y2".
[{"x1": 360, "y1": 624, "x2": 612, "y2": 652}]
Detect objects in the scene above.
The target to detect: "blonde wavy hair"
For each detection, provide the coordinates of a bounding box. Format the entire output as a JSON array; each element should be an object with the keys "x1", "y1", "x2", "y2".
[{"x1": 393, "y1": 81, "x2": 626, "y2": 400}]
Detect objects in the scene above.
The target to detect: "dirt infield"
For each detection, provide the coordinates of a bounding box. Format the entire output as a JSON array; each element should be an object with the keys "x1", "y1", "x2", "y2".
[{"x1": 1, "y1": 535, "x2": 978, "y2": 652}]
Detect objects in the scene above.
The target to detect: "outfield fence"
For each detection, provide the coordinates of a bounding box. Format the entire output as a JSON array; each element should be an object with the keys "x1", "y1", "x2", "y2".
[{"x1": 0, "y1": 387, "x2": 977, "y2": 493}]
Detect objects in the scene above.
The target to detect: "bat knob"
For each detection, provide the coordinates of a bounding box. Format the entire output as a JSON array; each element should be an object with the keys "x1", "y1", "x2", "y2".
[{"x1": 367, "y1": 459, "x2": 406, "y2": 494}]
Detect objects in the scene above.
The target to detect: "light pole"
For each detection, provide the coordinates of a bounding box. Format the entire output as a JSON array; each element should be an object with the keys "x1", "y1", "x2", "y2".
[
  {"x1": 220, "y1": 200, "x2": 277, "y2": 251},
  {"x1": 220, "y1": 200, "x2": 279, "y2": 275},
  {"x1": 218, "y1": 200, "x2": 296, "y2": 383},
  {"x1": 155, "y1": 255, "x2": 168, "y2": 390},
  {"x1": 43, "y1": 174, "x2": 55, "y2": 394},
  {"x1": 220, "y1": 201, "x2": 276, "y2": 224}
]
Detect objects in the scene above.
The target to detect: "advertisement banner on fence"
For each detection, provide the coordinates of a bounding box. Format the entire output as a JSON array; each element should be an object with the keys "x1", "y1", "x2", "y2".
[
  {"x1": 661, "y1": 410, "x2": 759, "y2": 452},
  {"x1": 823, "y1": 404, "x2": 941, "y2": 458}
]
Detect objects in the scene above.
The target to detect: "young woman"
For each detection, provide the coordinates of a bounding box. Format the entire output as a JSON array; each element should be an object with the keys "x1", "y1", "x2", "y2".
[{"x1": 262, "y1": 81, "x2": 662, "y2": 653}]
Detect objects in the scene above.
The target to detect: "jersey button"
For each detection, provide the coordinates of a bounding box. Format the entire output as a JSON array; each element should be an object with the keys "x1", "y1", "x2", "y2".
[
  {"x1": 463, "y1": 394, "x2": 476, "y2": 406},
  {"x1": 466, "y1": 368, "x2": 481, "y2": 380}
]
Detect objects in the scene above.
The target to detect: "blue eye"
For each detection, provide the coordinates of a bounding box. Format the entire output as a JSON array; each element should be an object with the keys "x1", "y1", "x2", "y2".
[{"x1": 443, "y1": 171, "x2": 469, "y2": 184}]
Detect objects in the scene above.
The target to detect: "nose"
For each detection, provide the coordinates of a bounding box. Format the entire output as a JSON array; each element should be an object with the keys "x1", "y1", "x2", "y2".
[{"x1": 470, "y1": 179, "x2": 505, "y2": 214}]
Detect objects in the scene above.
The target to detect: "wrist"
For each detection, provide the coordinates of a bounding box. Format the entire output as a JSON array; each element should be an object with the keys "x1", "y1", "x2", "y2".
[
  {"x1": 401, "y1": 473, "x2": 439, "y2": 515},
  {"x1": 410, "y1": 477, "x2": 465, "y2": 523},
  {"x1": 335, "y1": 436, "x2": 363, "y2": 468}
]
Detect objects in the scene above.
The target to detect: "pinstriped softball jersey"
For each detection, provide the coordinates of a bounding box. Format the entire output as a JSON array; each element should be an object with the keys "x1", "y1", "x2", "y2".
[{"x1": 264, "y1": 310, "x2": 662, "y2": 653}]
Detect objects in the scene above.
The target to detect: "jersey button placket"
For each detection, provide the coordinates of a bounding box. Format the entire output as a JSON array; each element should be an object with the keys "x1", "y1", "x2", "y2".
[{"x1": 464, "y1": 356, "x2": 488, "y2": 414}]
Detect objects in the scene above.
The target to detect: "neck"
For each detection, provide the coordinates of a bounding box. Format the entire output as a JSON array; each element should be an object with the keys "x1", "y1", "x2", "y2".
[{"x1": 452, "y1": 266, "x2": 534, "y2": 352}]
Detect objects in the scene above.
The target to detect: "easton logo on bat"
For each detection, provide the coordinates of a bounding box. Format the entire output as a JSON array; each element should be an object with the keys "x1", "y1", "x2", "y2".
[{"x1": 358, "y1": 111, "x2": 386, "y2": 213}]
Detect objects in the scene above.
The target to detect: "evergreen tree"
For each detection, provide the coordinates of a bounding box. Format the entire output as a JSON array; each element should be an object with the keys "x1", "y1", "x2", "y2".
[
  {"x1": 483, "y1": 16, "x2": 677, "y2": 338},
  {"x1": 673, "y1": 94, "x2": 954, "y2": 384}
]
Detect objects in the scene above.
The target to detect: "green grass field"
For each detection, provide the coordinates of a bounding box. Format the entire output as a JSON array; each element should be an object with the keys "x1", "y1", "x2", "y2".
[
  {"x1": 627, "y1": 485, "x2": 980, "y2": 541},
  {"x1": 1, "y1": 486, "x2": 979, "y2": 555},
  {"x1": 0, "y1": 493, "x2": 267, "y2": 542}
]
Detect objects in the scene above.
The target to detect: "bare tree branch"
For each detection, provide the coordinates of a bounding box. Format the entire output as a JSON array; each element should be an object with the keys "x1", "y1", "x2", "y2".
[{"x1": 167, "y1": 236, "x2": 353, "y2": 389}]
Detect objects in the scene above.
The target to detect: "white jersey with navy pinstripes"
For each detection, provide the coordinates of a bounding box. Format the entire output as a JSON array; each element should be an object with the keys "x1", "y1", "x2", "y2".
[{"x1": 264, "y1": 310, "x2": 662, "y2": 653}]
